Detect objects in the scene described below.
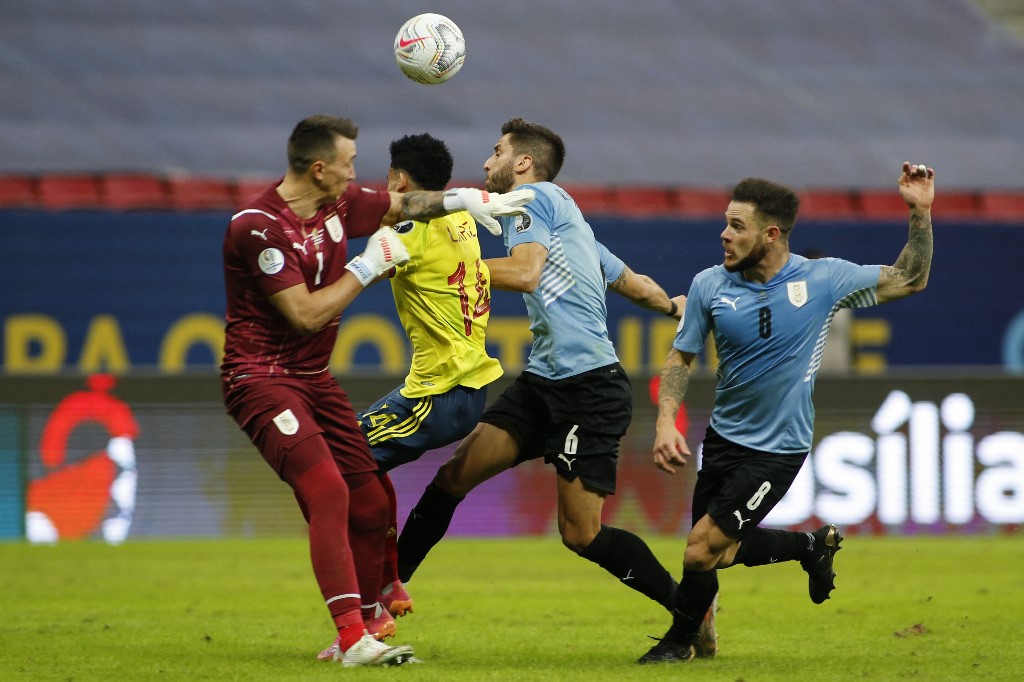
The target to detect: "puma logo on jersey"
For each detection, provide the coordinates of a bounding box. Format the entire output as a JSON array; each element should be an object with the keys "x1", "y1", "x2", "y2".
[
  {"x1": 733, "y1": 510, "x2": 751, "y2": 530},
  {"x1": 557, "y1": 453, "x2": 577, "y2": 470},
  {"x1": 720, "y1": 296, "x2": 740, "y2": 310},
  {"x1": 250, "y1": 229, "x2": 269, "y2": 240},
  {"x1": 292, "y1": 242, "x2": 308, "y2": 255}
]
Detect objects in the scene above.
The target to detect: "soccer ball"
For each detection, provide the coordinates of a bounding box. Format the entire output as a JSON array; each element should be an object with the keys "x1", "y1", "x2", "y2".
[{"x1": 393, "y1": 13, "x2": 466, "y2": 85}]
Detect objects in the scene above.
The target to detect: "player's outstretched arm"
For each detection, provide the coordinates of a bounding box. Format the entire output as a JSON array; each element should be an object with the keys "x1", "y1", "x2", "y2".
[
  {"x1": 608, "y1": 265, "x2": 684, "y2": 319},
  {"x1": 876, "y1": 162, "x2": 934, "y2": 304},
  {"x1": 653, "y1": 348, "x2": 694, "y2": 475},
  {"x1": 382, "y1": 188, "x2": 534, "y2": 236}
]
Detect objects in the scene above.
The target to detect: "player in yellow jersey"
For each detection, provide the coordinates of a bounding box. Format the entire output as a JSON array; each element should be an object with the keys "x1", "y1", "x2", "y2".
[{"x1": 358, "y1": 133, "x2": 503, "y2": 634}]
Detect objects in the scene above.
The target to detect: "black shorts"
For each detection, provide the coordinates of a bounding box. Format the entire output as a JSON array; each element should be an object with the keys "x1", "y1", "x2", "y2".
[
  {"x1": 480, "y1": 363, "x2": 631, "y2": 494},
  {"x1": 694, "y1": 427, "x2": 807, "y2": 539}
]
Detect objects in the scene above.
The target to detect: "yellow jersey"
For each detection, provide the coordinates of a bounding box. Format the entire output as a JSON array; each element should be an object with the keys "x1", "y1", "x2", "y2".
[{"x1": 390, "y1": 210, "x2": 503, "y2": 398}]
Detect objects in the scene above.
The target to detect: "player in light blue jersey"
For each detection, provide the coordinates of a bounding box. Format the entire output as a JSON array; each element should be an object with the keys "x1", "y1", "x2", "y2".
[
  {"x1": 639, "y1": 163, "x2": 935, "y2": 665},
  {"x1": 397, "y1": 118, "x2": 688, "y2": 621}
]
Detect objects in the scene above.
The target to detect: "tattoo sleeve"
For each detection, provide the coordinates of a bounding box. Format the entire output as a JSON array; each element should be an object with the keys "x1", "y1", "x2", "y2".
[
  {"x1": 400, "y1": 191, "x2": 447, "y2": 221},
  {"x1": 883, "y1": 211, "x2": 933, "y2": 290},
  {"x1": 658, "y1": 354, "x2": 689, "y2": 422}
]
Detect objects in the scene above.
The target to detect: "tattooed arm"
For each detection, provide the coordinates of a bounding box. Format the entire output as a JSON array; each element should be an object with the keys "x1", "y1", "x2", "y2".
[
  {"x1": 876, "y1": 162, "x2": 935, "y2": 304},
  {"x1": 607, "y1": 265, "x2": 686, "y2": 318},
  {"x1": 380, "y1": 190, "x2": 448, "y2": 226},
  {"x1": 653, "y1": 348, "x2": 695, "y2": 475}
]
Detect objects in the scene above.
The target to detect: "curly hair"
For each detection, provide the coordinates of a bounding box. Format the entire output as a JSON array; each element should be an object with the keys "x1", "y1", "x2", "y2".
[{"x1": 389, "y1": 133, "x2": 454, "y2": 191}]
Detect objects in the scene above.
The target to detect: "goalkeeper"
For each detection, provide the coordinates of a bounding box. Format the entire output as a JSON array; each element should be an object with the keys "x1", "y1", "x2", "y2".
[{"x1": 221, "y1": 115, "x2": 531, "y2": 667}]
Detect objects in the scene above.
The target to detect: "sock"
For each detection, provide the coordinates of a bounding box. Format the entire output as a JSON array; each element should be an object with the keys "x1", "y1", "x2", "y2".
[
  {"x1": 732, "y1": 527, "x2": 808, "y2": 567},
  {"x1": 345, "y1": 471, "x2": 390, "y2": 617},
  {"x1": 578, "y1": 525, "x2": 677, "y2": 610},
  {"x1": 287, "y1": 459, "x2": 361, "y2": 634},
  {"x1": 396, "y1": 481, "x2": 464, "y2": 583},
  {"x1": 338, "y1": 621, "x2": 366, "y2": 651},
  {"x1": 378, "y1": 473, "x2": 400, "y2": 589},
  {"x1": 669, "y1": 568, "x2": 719, "y2": 641}
]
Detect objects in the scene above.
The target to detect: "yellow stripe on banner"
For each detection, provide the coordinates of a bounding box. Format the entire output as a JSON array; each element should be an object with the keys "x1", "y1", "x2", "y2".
[{"x1": 367, "y1": 396, "x2": 433, "y2": 444}]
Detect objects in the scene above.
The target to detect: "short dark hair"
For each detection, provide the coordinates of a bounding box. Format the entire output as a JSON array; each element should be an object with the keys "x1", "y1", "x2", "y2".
[
  {"x1": 501, "y1": 117, "x2": 565, "y2": 182},
  {"x1": 287, "y1": 115, "x2": 359, "y2": 174},
  {"x1": 731, "y1": 177, "x2": 800, "y2": 234},
  {"x1": 389, "y1": 133, "x2": 454, "y2": 191}
]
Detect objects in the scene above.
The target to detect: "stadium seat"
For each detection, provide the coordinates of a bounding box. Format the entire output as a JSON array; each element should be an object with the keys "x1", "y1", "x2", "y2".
[
  {"x1": 101, "y1": 174, "x2": 170, "y2": 210},
  {"x1": 936, "y1": 191, "x2": 981, "y2": 221},
  {"x1": 0, "y1": 175, "x2": 39, "y2": 208},
  {"x1": 37, "y1": 175, "x2": 105, "y2": 210},
  {"x1": 609, "y1": 186, "x2": 677, "y2": 216},
  {"x1": 560, "y1": 184, "x2": 618, "y2": 215},
  {"x1": 233, "y1": 178, "x2": 276, "y2": 206},
  {"x1": 979, "y1": 191, "x2": 1024, "y2": 222},
  {"x1": 856, "y1": 189, "x2": 908, "y2": 220},
  {"x1": 166, "y1": 176, "x2": 235, "y2": 211},
  {"x1": 799, "y1": 190, "x2": 859, "y2": 220},
  {"x1": 673, "y1": 188, "x2": 732, "y2": 218}
]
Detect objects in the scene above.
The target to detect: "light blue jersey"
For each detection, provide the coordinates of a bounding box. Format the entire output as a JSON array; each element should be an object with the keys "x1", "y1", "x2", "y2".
[
  {"x1": 498, "y1": 181, "x2": 625, "y2": 380},
  {"x1": 675, "y1": 255, "x2": 881, "y2": 453}
]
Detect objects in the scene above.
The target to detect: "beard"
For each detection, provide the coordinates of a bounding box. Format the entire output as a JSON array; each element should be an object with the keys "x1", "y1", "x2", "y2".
[
  {"x1": 485, "y1": 162, "x2": 516, "y2": 194},
  {"x1": 724, "y1": 240, "x2": 769, "y2": 273}
]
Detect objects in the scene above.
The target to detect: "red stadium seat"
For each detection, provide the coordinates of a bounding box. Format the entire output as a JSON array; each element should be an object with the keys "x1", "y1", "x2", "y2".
[
  {"x1": 856, "y1": 189, "x2": 908, "y2": 220},
  {"x1": 560, "y1": 184, "x2": 618, "y2": 215},
  {"x1": 233, "y1": 177, "x2": 276, "y2": 206},
  {"x1": 101, "y1": 174, "x2": 170, "y2": 210},
  {"x1": 609, "y1": 186, "x2": 677, "y2": 216},
  {"x1": 799, "y1": 190, "x2": 859, "y2": 220},
  {"x1": 979, "y1": 191, "x2": 1024, "y2": 222},
  {"x1": 673, "y1": 188, "x2": 732, "y2": 218},
  {"x1": 936, "y1": 191, "x2": 981, "y2": 220},
  {"x1": 167, "y1": 176, "x2": 235, "y2": 211},
  {"x1": 0, "y1": 175, "x2": 39, "y2": 208},
  {"x1": 37, "y1": 175, "x2": 105, "y2": 210}
]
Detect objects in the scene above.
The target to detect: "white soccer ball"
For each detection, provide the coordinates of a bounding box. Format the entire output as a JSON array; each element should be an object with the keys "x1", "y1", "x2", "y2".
[{"x1": 394, "y1": 13, "x2": 466, "y2": 85}]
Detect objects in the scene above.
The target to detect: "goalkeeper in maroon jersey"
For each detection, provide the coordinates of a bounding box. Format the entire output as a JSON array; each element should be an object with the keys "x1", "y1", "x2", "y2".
[{"x1": 221, "y1": 114, "x2": 532, "y2": 667}]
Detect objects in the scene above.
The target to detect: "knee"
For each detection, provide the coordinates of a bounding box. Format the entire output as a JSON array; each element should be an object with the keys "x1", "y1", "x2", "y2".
[
  {"x1": 559, "y1": 520, "x2": 600, "y2": 554},
  {"x1": 683, "y1": 540, "x2": 719, "y2": 572},
  {"x1": 434, "y1": 452, "x2": 476, "y2": 498}
]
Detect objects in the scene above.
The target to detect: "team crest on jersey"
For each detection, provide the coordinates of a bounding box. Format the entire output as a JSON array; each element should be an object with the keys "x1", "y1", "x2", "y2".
[
  {"x1": 787, "y1": 281, "x2": 808, "y2": 308},
  {"x1": 325, "y1": 213, "x2": 344, "y2": 243},
  {"x1": 515, "y1": 213, "x2": 532, "y2": 233},
  {"x1": 393, "y1": 220, "x2": 415, "y2": 234},
  {"x1": 258, "y1": 247, "x2": 285, "y2": 275},
  {"x1": 272, "y1": 409, "x2": 299, "y2": 435}
]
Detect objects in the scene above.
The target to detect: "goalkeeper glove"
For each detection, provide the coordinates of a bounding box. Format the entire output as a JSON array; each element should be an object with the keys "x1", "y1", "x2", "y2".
[
  {"x1": 443, "y1": 188, "x2": 536, "y2": 236},
  {"x1": 345, "y1": 226, "x2": 410, "y2": 287}
]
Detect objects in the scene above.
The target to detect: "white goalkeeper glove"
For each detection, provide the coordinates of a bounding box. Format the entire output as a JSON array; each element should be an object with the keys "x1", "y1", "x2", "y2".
[
  {"x1": 443, "y1": 187, "x2": 536, "y2": 236},
  {"x1": 345, "y1": 226, "x2": 410, "y2": 287}
]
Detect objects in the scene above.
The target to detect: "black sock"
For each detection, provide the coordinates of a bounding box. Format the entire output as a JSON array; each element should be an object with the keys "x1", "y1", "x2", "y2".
[
  {"x1": 732, "y1": 527, "x2": 807, "y2": 567},
  {"x1": 669, "y1": 568, "x2": 719, "y2": 641},
  {"x1": 396, "y1": 482, "x2": 463, "y2": 583},
  {"x1": 578, "y1": 525, "x2": 677, "y2": 610}
]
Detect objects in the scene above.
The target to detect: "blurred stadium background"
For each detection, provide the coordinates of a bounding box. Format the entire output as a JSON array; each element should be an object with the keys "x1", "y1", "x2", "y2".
[{"x1": 2, "y1": 0, "x2": 1022, "y2": 544}]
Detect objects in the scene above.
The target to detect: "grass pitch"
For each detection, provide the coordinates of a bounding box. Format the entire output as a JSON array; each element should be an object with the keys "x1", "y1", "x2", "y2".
[{"x1": 1, "y1": 534, "x2": 1021, "y2": 680}]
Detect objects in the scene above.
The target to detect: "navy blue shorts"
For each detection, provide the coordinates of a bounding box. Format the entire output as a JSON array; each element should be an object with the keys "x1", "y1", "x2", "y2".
[{"x1": 359, "y1": 384, "x2": 489, "y2": 471}]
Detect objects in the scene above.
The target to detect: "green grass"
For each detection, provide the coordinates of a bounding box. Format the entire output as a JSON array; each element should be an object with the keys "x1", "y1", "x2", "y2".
[{"x1": 1, "y1": 535, "x2": 1021, "y2": 680}]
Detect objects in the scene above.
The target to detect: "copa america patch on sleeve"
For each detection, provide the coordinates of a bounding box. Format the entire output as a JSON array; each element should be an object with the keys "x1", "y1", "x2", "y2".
[
  {"x1": 258, "y1": 248, "x2": 285, "y2": 275},
  {"x1": 515, "y1": 213, "x2": 532, "y2": 233},
  {"x1": 393, "y1": 220, "x2": 415, "y2": 234}
]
